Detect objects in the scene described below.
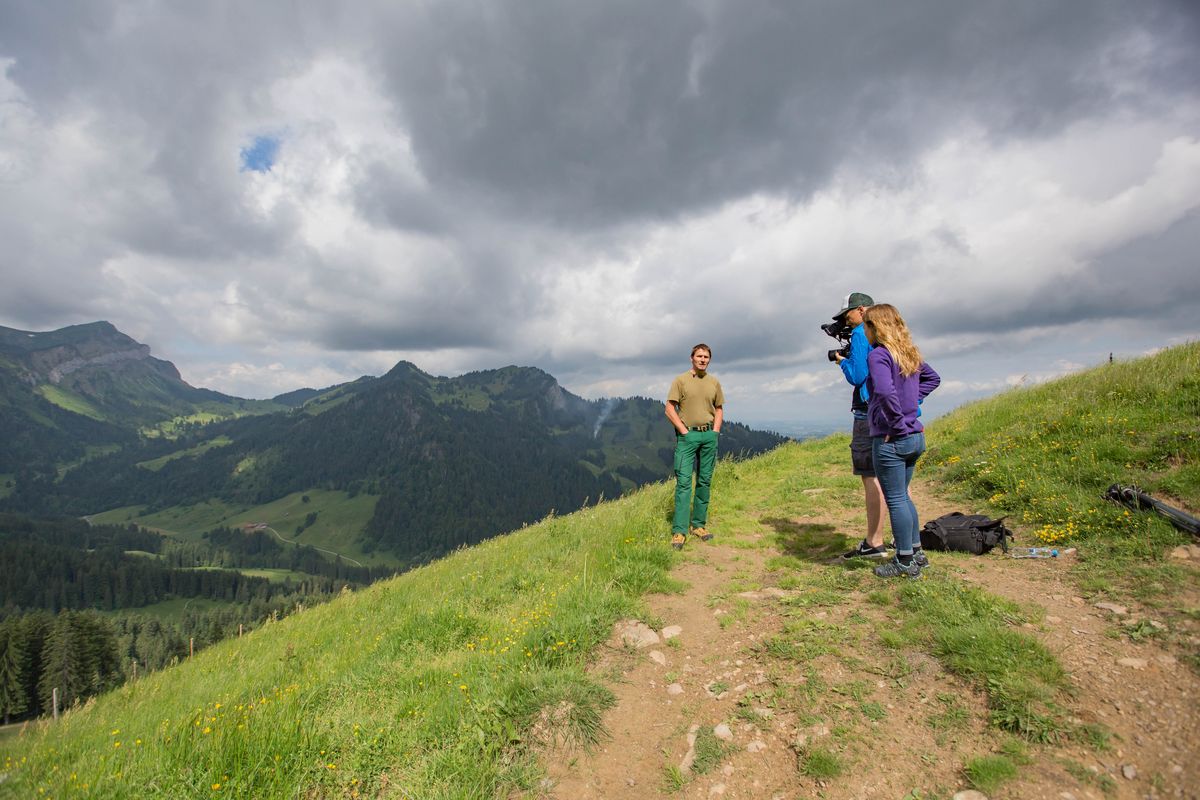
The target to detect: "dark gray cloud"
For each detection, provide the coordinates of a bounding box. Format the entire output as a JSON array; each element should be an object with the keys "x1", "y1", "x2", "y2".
[
  {"x1": 912, "y1": 211, "x2": 1200, "y2": 343},
  {"x1": 362, "y1": 0, "x2": 1198, "y2": 226},
  {"x1": 1043, "y1": 211, "x2": 1200, "y2": 329},
  {"x1": 0, "y1": 0, "x2": 1197, "y2": 423}
]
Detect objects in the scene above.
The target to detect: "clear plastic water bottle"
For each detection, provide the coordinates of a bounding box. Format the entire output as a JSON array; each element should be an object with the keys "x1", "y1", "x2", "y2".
[{"x1": 1008, "y1": 547, "x2": 1058, "y2": 558}]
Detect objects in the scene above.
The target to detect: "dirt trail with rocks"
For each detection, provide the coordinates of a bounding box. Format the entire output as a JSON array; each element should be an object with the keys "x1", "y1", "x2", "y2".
[{"x1": 536, "y1": 479, "x2": 1199, "y2": 800}]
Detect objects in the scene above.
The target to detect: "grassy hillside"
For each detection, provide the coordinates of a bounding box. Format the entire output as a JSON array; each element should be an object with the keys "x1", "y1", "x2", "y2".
[
  {"x1": 924, "y1": 341, "x2": 1199, "y2": 604},
  {"x1": 2, "y1": 343, "x2": 1196, "y2": 798},
  {"x1": 33, "y1": 385, "x2": 108, "y2": 422},
  {"x1": 0, "y1": 485, "x2": 679, "y2": 798}
]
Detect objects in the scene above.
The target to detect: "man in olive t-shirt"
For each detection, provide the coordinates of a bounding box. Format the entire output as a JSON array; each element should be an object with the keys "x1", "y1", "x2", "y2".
[{"x1": 665, "y1": 343, "x2": 724, "y2": 550}]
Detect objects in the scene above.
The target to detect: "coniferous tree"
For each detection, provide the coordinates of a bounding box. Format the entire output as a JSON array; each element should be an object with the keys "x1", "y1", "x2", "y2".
[
  {"x1": 0, "y1": 617, "x2": 29, "y2": 724},
  {"x1": 18, "y1": 613, "x2": 50, "y2": 717},
  {"x1": 36, "y1": 611, "x2": 120, "y2": 711},
  {"x1": 38, "y1": 612, "x2": 84, "y2": 711}
]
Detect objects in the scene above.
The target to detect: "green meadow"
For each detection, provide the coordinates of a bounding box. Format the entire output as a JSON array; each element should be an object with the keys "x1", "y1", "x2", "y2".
[
  {"x1": 99, "y1": 597, "x2": 229, "y2": 624},
  {"x1": 177, "y1": 567, "x2": 315, "y2": 584},
  {"x1": 233, "y1": 568, "x2": 317, "y2": 585},
  {"x1": 89, "y1": 490, "x2": 388, "y2": 567},
  {"x1": 34, "y1": 385, "x2": 108, "y2": 422},
  {"x1": 142, "y1": 408, "x2": 282, "y2": 439},
  {"x1": 136, "y1": 437, "x2": 234, "y2": 472}
]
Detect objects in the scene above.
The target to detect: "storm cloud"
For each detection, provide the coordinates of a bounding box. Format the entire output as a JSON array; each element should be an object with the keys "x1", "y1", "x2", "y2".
[{"x1": 1, "y1": 0, "x2": 1197, "y2": 429}]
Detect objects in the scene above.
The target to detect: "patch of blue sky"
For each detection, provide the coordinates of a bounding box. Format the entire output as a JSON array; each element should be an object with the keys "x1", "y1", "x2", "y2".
[{"x1": 240, "y1": 135, "x2": 281, "y2": 173}]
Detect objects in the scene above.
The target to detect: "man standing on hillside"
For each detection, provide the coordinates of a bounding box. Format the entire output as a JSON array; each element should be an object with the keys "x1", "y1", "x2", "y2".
[
  {"x1": 831, "y1": 292, "x2": 889, "y2": 560},
  {"x1": 665, "y1": 344, "x2": 724, "y2": 550}
]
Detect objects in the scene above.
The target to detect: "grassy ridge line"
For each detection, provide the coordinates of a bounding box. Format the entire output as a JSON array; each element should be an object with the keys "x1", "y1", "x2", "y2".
[
  {"x1": 923, "y1": 341, "x2": 1200, "y2": 603},
  {"x1": 0, "y1": 484, "x2": 681, "y2": 798}
]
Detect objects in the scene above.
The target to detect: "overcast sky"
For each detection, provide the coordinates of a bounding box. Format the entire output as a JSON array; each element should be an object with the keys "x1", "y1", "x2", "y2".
[{"x1": 1, "y1": 1, "x2": 1197, "y2": 432}]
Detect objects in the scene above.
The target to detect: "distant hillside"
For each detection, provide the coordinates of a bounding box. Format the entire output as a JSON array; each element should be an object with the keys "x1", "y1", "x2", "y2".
[
  {"x1": 1, "y1": 323, "x2": 785, "y2": 564},
  {"x1": 0, "y1": 322, "x2": 283, "y2": 472}
]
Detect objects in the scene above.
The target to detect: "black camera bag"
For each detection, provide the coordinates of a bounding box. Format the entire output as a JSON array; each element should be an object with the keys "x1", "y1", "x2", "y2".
[{"x1": 919, "y1": 513, "x2": 1012, "y2": 555}]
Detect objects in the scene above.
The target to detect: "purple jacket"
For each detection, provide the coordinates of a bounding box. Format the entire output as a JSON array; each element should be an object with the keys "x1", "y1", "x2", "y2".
[{"x1": 866, "y1": 347, "x2": 940, "y2": 438}]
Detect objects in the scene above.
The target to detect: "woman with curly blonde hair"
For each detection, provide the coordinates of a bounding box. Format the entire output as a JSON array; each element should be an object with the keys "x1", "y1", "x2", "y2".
[{"x1": 862, "y1": 304, "x2": 941, "y2": 578}]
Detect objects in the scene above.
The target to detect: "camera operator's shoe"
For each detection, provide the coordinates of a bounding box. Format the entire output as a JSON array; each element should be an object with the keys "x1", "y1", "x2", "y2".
[
  {"x1": 889, "y1": 541, "x2": 930, "y2": 569},
  {"x1": 873, "y1": 556, "x2": 922, "y2": 579},
  {"x1": 671, "y1": 532, "x2": 687, "y2": 550},
  {"x1": 842, "y1": 539, "x2": 889, "y2": 560},
  {"x1": 691, "y1": 527, "x2": 713, "y2": 542}
]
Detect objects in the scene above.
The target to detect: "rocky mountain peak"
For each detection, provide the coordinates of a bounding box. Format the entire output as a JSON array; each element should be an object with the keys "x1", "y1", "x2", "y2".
[{"x1": 0, "y1": 321, "x2": 162, "y2": 386}]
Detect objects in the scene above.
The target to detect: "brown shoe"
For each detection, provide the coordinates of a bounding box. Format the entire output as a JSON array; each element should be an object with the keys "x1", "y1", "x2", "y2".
[
  {"x1": 671, "y1": 532, "x2": 687, "y2": 550},
  {"x1": 691, "y1": 527, "x2": 713, "y2": 542}
]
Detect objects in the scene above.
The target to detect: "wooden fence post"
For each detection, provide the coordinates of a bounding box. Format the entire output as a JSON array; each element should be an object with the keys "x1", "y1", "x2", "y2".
[
  {"x1": 189, "y1": 637, "x2": 194, "y2": 658},
  {"x1": 52, "y1": 687, "x2": 59, "y2": 721}
]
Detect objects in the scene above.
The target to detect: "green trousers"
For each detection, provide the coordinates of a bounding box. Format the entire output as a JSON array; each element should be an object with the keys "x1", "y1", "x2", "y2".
[{"x1": 672, "y1": 429, "x2": 719, "y2": 534}]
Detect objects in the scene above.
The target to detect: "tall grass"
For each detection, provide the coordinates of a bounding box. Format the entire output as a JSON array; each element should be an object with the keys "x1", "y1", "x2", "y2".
[
  {"x1": 924, "y1": 342, "x2": 1200, "y2": 600},
  {"x1": 0, "y1": 485, "x2": 679, "y2": 798}
]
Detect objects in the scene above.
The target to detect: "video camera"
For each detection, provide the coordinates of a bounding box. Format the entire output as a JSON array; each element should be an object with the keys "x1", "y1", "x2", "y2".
[{"x1": 821, "y1": 318, "x2": 852, "y2": 362}]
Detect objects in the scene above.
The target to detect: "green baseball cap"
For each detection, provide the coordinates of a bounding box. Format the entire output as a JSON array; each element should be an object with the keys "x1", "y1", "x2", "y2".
[{"x1": 833, "y1": 292, "x2": 874, "y2": 319}]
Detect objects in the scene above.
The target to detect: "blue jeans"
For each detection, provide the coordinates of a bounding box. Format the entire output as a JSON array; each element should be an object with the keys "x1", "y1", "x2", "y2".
[{"x1": 872, "y1": 432, "x2": 925, "y2": 555}]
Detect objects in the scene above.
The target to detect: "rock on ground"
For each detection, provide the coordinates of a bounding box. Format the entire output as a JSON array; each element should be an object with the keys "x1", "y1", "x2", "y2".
[{"x1": 615, "y1": 620, "x2": 660, "y2": 648}]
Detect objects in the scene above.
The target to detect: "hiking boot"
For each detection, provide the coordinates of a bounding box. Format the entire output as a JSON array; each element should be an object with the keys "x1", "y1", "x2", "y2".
[
  {"x1": 842, "y1": 539, "x2": 889, "y2": 560},
  {"x1": 873, "y1": 556, "x2": 922, "y2": 579},
  {"x1": 691, "y1": 527, "x2": 713, "y2": 542},
  {"x1": 671, "y1": 532, "x2": 687, "y2": 550}
]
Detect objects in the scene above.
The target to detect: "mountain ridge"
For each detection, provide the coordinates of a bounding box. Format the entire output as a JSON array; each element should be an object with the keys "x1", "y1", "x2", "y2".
[
  {"x1": 2, "y1": 320, "x2": 180, "y2": 388},
  {"x1": 1, "y1": 321, "x2": 786, "y2": 564}
]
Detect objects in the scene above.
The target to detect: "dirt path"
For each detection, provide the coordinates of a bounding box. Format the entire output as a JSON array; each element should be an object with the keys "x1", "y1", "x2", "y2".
[{"x1": 536, "y1": 479, "x2": 1199, "y2": 800}]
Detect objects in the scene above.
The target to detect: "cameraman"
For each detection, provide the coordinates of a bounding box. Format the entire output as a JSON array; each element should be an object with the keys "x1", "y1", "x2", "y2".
[{"x1": 831, "y1": 292, "x2": 888, "y2": 559}]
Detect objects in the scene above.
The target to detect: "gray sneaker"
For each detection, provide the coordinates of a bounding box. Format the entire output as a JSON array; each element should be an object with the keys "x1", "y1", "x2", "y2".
[
  {"x1": 890, "y1": 542, "x2": 930, "y2": 569},
  {"x1": 873, "y1": 557, "x2": 922, "y2": 579}
]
